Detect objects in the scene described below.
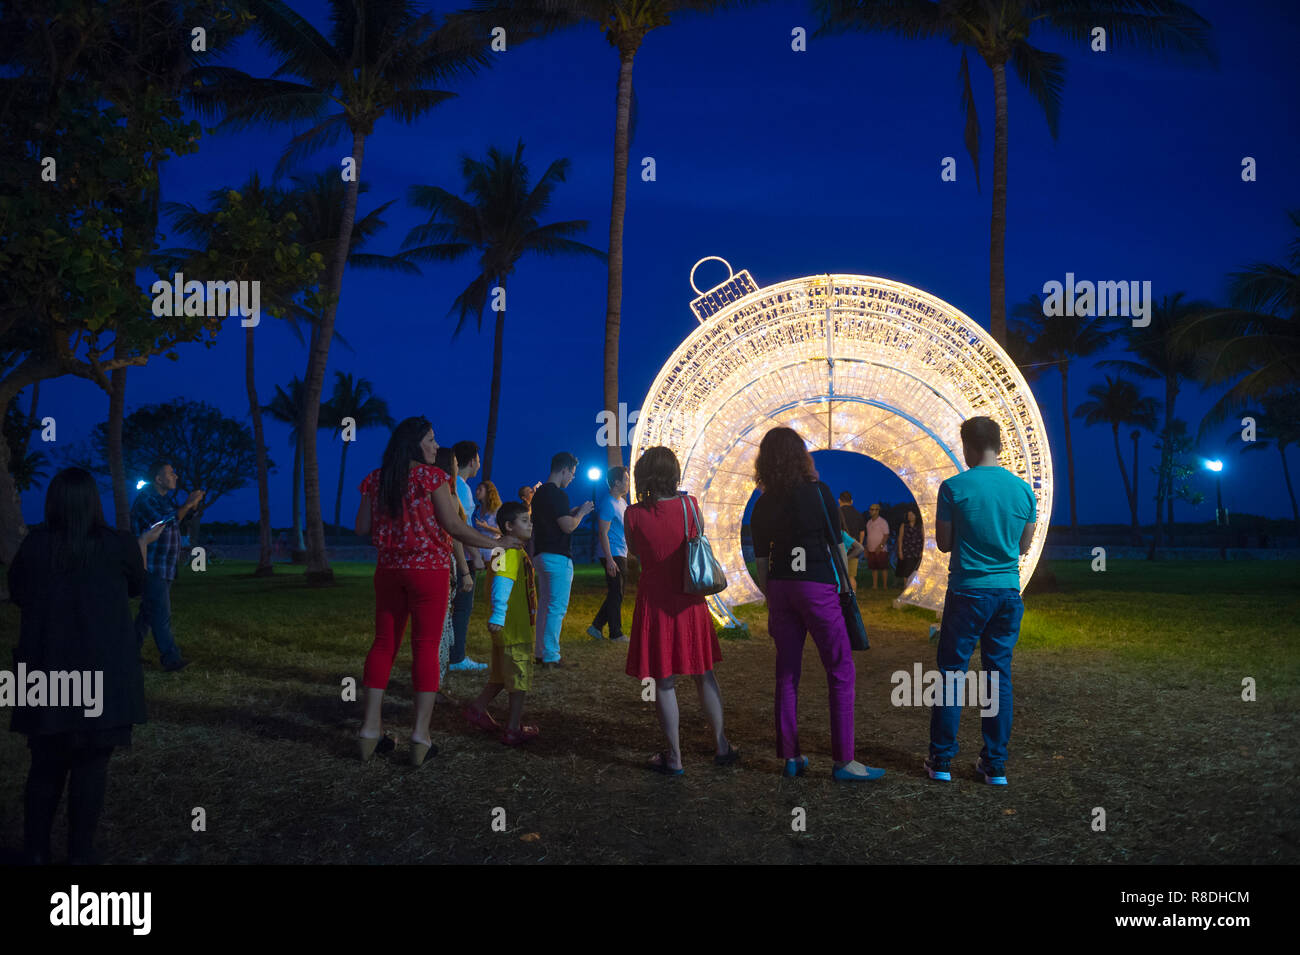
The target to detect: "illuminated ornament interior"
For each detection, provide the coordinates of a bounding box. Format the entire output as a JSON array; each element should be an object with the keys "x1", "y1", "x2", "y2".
[{"x1": 629, "y1": 257, "x2": 1053, "y2": 626}]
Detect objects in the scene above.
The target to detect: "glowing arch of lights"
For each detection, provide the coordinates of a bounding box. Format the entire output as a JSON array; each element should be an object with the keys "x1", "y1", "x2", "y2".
[{"x1": 628, "y1": 260, "x2": 1053, "y2": 627}]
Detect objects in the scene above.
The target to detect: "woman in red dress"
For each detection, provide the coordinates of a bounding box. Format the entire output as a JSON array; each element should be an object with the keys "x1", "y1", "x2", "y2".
[
  {"x1": 354, "y1": 417, "x2": 498, "y2": 766},
  {"x1": 623, "y1": 446, "x2": 737, "y2": 774}
]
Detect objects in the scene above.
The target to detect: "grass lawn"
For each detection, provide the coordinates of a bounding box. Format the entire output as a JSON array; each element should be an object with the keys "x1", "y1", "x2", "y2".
[{"x1": 1, "y1": 559, "x2": 1296, "y2": 864}]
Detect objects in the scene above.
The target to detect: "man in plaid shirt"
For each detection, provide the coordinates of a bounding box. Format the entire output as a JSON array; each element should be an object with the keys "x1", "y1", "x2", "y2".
[{"x1": 130, "y1": 460, "x2": 204, "y2": 671}]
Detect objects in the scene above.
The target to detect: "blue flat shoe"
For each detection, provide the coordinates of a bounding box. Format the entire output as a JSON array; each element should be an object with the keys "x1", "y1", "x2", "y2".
[
  {"x1": 782, "y1": 756, "x2": 809, "y2": 778},
  {"x1": 832, "y1": 763, "x2": 886, "y2": 782},
  {"x1": 649, "y1": 751, "x2": 684, "y2": 776}
]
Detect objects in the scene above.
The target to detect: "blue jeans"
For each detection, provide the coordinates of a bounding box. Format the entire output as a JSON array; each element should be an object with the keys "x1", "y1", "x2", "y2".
[
  {"x1": 135, "y1": 572, "x2": 182, "y2": 667},
  {"x1": 532, "y1": 553, "x2": 574, "y2": 663},
  {"x1": 450, "y1": 579, "x2": 475, "y2": 664},
  {"x1": 928, "y1": 587, "x2": 1024, "y2": 770}
]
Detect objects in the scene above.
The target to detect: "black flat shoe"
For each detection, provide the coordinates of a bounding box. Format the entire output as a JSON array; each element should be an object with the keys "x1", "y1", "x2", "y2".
[{"x1": 713, "y1": 744, "x2": 740, "y2": 766}]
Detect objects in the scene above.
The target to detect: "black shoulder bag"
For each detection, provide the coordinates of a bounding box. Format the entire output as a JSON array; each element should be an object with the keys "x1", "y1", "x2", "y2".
[{"x1": 813, "y1": 486, "x2": 870, "y2": 651}]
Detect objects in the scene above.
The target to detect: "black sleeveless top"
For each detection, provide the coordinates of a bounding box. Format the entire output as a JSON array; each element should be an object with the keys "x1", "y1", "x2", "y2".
[{"x1": 749, "y1": 480, "x2": 843, "y2": 586}]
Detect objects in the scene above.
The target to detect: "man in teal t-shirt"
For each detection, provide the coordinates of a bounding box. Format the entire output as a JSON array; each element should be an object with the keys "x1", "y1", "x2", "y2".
[{"x1": 926, "y1": 416, "x2": 1037, "y2": 786}]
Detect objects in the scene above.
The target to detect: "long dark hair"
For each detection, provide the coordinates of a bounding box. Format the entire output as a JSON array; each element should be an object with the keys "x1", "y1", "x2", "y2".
[
  {"x1": 380, "y1": 417, "x2": 433, "y2": 519},
  {"x1": 754, "y1": 427, "x2": 819, "y2": 495},
  {"x1": 45, "y1": 467, "x2": 112, "y2": 570},
  {"x1": 633, "y1": 446, "x2": 680, "y2": 504}
]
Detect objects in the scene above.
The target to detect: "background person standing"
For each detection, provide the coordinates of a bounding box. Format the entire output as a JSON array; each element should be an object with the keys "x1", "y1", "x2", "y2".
[
  {"x1": 896, "y1": 509, "x2": 924, "y2": 584},
  {"x1": 863, "y1": 502, "x2": 891, "y2": 592},
  {"x1": 130, "y1": 460, "x2": 203, "y2": 672},
  {"x1": 530, "y1": 452, "x2": 593, "y2": 667},
  {"x1": 838, "y1": 491, "x2": 865, "y2": 586},
  {"x1": 449, "y1": 441, "x2": 487, "y2": 672},
  {"x1": 588, "y1": 466, "x2": 630, "y2": 643}
]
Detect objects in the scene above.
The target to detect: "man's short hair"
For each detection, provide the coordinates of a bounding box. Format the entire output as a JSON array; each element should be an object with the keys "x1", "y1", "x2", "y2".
[
  {"x1": 607, "y1": 465, "x2": 628, "y2": 489},
  {"x1": 550, "y1": 452, "x2": 578, "y2": 474},
  {"x1": 960, "y1": 416, "x2": 1002, "y2": 456},
  {"x1": 839, "y1": 491, "x2": 853, "y2": 503},
  {"x1": 497, "y1": 500, "x2": 529, "y2": 533},
  {"x1": 149, "y1": 459, "x2": 171, "y2": 481},
  {"x1": 453, "y1": 441, "x2": 479, "y2": 469}
]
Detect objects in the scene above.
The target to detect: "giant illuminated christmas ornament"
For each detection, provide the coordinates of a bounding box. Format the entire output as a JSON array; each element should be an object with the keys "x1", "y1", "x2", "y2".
[{"x1": 628, "y1": 258, "x2": 1053, "y2": 627}]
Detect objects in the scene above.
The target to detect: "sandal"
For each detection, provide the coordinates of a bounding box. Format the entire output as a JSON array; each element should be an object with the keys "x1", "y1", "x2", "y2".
[
  {"x1": 502, "y1": 725, "x2": 540, "y2": 746},
  {"x1": 463, "y1": 706, "x2": 500, "y2": 732},
  {"x1": 713, "y1": 744, "x2": 740, "y2": 766},
  {"x1": 649, "y1": 751, "x2": 684, "y2": 776}
]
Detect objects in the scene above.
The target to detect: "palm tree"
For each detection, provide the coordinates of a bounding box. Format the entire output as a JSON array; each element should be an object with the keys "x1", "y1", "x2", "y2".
[
  {"x1": 160, "y1": 174, "x2": 317, "y2": 575},
  {"x1": 1073, "y1": 375, "x2": 1159, "y2": 538},
  {"x1": 189, "y1": 0, "x2": 492, "y2": 583},
  {"x1": 1236, "y1": 391, "x2": 1300, "y2": 539},
  {"x1": 812, "y1": 0, "x2": 1213, "y2": 346},
  {"x1": 1099, "y1": 292, "x2": 1213, "y2": 545},
  {"x1": 456, "y1": 1, "x2": 755, "y2": 471},
  {"x1": 324, "y1": 372, "x2": 393, "y2": 530},
  {"x1": 1012, "y1": 294, "x2": 1113, "y2": 541},
  {"x1": 1179, "y1": 209, "x2": 1300, "y2": 436},
  {"x1": 402, "y1": 141, "x2": 605, "y2": 480}
]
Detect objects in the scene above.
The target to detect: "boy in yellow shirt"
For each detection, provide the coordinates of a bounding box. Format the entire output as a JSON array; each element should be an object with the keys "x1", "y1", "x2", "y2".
[{"x1": 463, "y1": 502, "x2": 539, "y2": 745}]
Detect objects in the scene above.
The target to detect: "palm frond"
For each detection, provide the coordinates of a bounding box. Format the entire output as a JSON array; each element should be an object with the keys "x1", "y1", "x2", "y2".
[{"x1": 1010, "y1": 41, "x2": 1066, "y2": 138}]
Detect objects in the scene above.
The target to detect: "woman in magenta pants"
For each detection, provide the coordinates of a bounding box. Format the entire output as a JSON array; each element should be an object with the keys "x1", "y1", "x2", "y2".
[{"x1": 749, "y1": 427, "x2": 885, "y2": 782}]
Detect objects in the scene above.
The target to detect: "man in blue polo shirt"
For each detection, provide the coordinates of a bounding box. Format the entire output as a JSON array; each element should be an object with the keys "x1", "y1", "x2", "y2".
[
  {"x1": 927, "y1": 417, "x2": 1037, "y2": 786},
  {"x1": 587, "y1": 465, "x2": 630, "y2": 643},
  {"x1": 130, "y1": 459, "x2": 205, "y2": 672}
]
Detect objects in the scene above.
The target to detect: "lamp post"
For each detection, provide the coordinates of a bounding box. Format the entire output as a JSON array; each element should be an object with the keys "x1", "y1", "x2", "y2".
[
  {"x1": 1204, "y1": 459, "x2": 1226, "y2": 560},
  {"x1": 587, "y1": 467, "x2": 602, "y2": 562}
]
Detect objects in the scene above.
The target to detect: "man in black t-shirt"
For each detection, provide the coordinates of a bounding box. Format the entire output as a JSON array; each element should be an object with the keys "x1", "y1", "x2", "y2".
[
  {"x1": 838, "y1": 491, "x2": 865, "y2": 587},
  {"x1": 530, "y1": 452, "x2": 594, "y2": 667}
]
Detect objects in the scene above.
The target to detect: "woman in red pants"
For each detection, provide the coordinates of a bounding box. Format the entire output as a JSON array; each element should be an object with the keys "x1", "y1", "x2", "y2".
[{"x1": 354, "y1": 417, "x2": 498, "y2": 766}]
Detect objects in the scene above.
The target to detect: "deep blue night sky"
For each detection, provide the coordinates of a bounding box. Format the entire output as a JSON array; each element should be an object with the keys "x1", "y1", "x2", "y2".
[{"x1": 24, "y1": 0, "x2": 1300, "y2": 529}]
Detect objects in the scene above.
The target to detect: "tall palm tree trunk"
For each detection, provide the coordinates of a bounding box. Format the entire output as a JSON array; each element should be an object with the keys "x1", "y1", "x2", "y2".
[
  {"x1": 989, "y1": 58, "x2": 1009, "y2": 347},
  {"x1": 1130, "y1": 430, "x2": 1142, "y2": 540},
  {"x1": 334, "y1": 439, "x2": 350, "y2": 531},
  {"x1": 1280, "y1": 445, "x2": 1299, "y2": 539},
  {"x1": 1061, "y1": 365, "x2": 1077, "y2": 542},
  {"x1": 301, "y1": 130, "x2": 365, "y2": 584},
  {"x1": 1110, "y1": 423, "x2": 1134, "y2": 528},
  {"x1": 482, "y1": 274, "x2": 507, "y2": 482},
  {"x1": 108, "y1": 355, "x2": 130, "y2": 530},
  {"x1": 604, "y1": 50, "x2": 637, "y2": 472},
  {"x1": 1165, "y1": 377, "x2": 1177, "y2": 538},
  {"x1": 291, "y1": 434, "x2": 305, "y2": 559},
  {"x1": 247, "y1": 324, "x2": 273, "y2": 575}
]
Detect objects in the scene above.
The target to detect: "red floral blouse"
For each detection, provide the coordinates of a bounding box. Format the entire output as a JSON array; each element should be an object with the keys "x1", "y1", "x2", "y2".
[{"x1": 358, "y1": 463, "x2": 453, "y2": 571}]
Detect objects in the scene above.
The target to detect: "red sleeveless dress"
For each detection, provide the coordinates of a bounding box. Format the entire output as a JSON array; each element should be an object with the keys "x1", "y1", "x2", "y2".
[{"x1": 623, "y1": 494, "x2": 723, "y2": 679}]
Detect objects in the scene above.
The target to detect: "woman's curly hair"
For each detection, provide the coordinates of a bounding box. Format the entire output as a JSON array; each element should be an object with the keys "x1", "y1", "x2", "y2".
[{"x1": 754, "y1": 426, "x2": 819, "y2": 494}]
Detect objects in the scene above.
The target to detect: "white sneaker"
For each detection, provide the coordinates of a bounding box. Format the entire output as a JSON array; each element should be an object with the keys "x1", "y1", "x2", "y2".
[
  {"x1": 450, "y1": 657, "x2": 487, "y2": 672},
  {"x1": 587, "y1": 626, "x2": 603, "y2": 640}
]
